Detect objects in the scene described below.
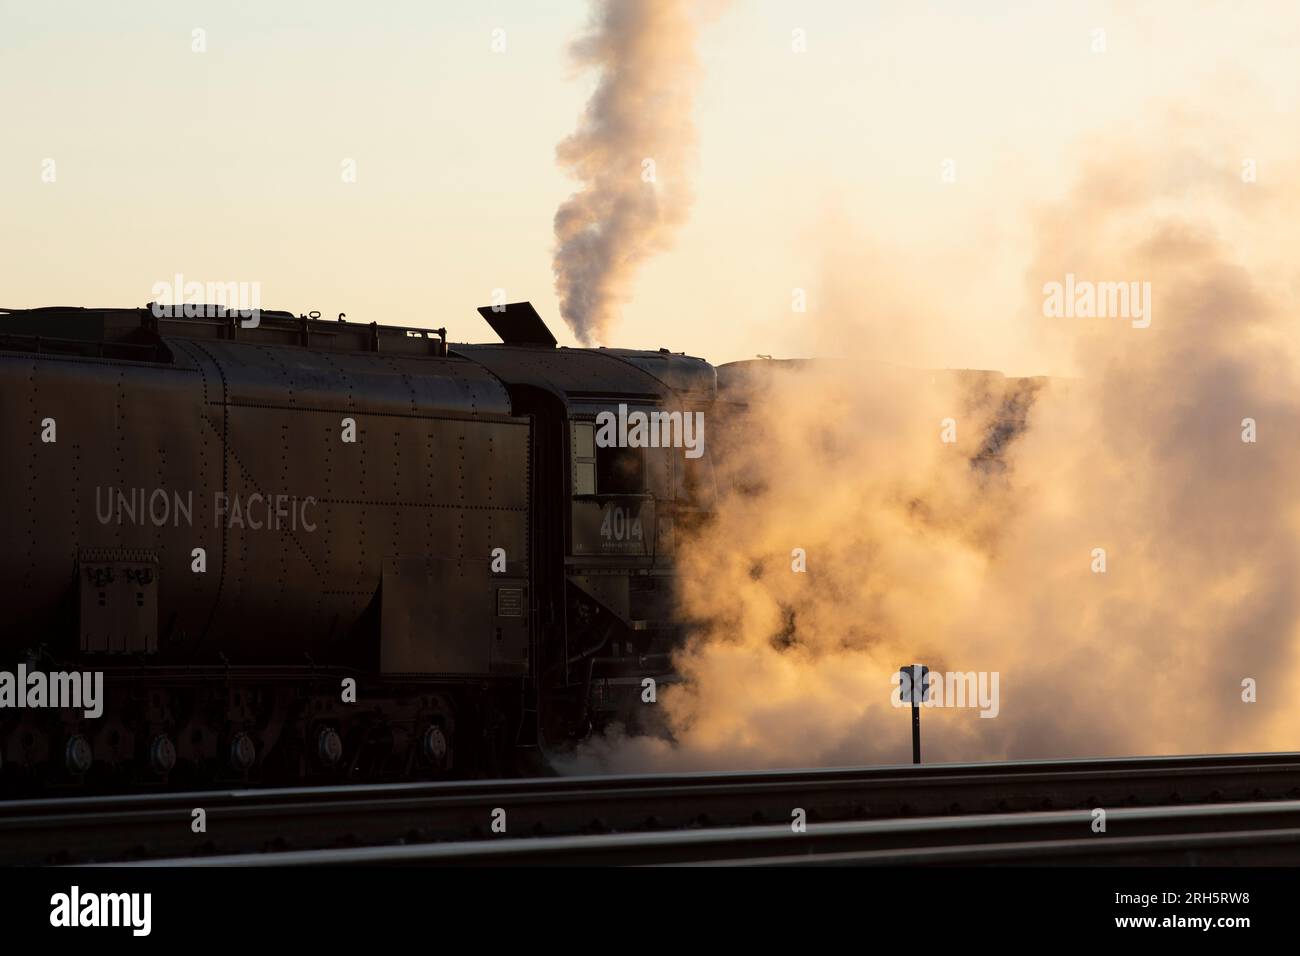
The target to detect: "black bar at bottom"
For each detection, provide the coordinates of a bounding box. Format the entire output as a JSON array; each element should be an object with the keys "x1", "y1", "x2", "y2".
[{"x1": 0, "y1": 865, "x2": 1277, "y2": 943}]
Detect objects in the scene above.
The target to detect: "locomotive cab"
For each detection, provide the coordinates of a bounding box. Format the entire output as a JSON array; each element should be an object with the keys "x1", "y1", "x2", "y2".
[{"x1": 455, "y1": 303, "x2": 718, "y2": 747}]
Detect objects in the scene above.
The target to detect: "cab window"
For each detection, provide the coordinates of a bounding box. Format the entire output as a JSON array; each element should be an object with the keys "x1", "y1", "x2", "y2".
[
  {"x1": 597, "y1": 445, "x2": 645, "y2": 495},
  {"x1": 571, "y1": 420, "x2": 646, "y2": 496}
]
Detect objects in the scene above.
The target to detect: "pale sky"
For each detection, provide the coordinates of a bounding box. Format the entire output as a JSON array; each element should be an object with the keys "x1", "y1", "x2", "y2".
[{"x1": 2, "y1": 1, "x2": 1297, "y2": 374}]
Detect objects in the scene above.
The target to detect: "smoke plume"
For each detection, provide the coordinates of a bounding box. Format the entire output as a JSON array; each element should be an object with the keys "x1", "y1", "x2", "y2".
[
  {"x1": 558, "y1": 119, "x2": 1300, "y2": 772},
  {"x1": 552, "y1": 0, "x2": 710, "y2": 344}
]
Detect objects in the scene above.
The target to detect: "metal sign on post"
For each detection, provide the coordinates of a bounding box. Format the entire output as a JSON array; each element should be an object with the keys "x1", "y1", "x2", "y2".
[{"x1": 900, "y1": 664, "x2": 929, "y2": 765}]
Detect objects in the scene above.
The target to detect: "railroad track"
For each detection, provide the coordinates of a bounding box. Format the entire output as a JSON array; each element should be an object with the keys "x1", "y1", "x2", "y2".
[
  {"x1": 4, "y1": 751, "x2": 1300, "y2": 865},
  {"x1": 114, "y1": 800, "x2": 1300, "y2": 866}
]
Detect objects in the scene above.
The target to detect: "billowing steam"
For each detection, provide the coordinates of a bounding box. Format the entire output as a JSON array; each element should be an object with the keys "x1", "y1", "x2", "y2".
[
  {"x1": 552, "y1": 0, "x2": 709, "y2": 344},
  {"x1": 558, "y1": 123, "x2": 1300, "y2": 773}
]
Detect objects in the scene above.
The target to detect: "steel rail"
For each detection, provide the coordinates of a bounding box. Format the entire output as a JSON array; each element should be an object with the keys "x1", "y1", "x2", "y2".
[
  {"x1": 4, "y1": 751, "x2": 1300, "y2": 865},
  {"x1": 111, "y1": 799, "x2": 1300, "y2": 866}
]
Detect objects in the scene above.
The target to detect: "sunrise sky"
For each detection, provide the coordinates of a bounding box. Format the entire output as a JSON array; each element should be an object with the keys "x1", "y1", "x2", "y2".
[{"x1": 2, "y1": 0, "x2": 1297, "y2": 374}]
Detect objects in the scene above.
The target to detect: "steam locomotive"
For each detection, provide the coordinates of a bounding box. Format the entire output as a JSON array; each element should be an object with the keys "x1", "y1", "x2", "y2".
[{"x1": 0, "y1": 302, "x2": 717, "y2": 791}]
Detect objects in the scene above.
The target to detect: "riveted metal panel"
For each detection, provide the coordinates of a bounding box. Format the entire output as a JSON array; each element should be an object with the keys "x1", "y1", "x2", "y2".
[
  {"x1": 0, "y1": 326, "x2": 533, "y2": 666},
  {"x1": 186, "y1": 339, "x2": 514, "y2": 419},
  {"x1": 380, "y1": 557, "x2": 528, "y2": 676},
  {"x1": 0, "y1": 348, "x2": 219, "y2": 654}
]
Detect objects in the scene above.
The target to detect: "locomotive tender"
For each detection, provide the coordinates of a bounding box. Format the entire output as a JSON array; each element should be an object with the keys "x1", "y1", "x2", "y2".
[{"x1": 0, "y1": 302, "x2": 716, "y2": 789}]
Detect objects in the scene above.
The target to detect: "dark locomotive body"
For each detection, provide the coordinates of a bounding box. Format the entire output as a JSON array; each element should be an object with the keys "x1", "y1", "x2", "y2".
[{"x1": 0, "y1": 303, "x2": 715, "y2": 791}]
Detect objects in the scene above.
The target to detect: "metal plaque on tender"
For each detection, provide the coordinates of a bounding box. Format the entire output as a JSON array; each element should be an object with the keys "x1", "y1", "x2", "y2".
[
  {"x1": 79, "y1": 549, "x2": 159, "y2": 654},
  {"x1": 496, "y1": 587, "x2": 523, "y2": 618}
]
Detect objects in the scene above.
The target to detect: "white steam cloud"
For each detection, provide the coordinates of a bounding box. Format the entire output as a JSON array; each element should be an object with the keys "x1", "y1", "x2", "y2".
[{"x1": 556, "y1": 117, "x2": 1300, "y2": 774}]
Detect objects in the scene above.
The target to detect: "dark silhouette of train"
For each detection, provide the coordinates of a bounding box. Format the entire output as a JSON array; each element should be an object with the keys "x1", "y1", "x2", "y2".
[
  {"x1": 0, "y1": 301, "x2": 1038, "y2": 792},
  {"x1": 0, "y1": 302, "x2": 723, "y2": 790}
]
